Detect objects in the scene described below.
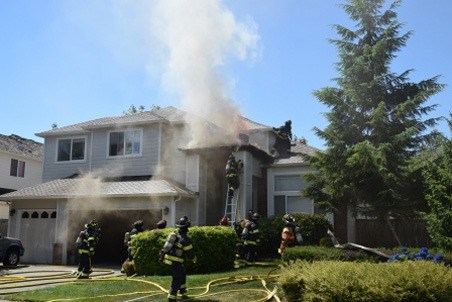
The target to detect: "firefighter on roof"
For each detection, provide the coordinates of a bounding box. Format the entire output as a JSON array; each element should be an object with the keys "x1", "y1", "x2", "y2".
[
  {"x1": 279, "y1": 213, "x2": 303, "y2": 254},
  {"x1": 159, "y1": 216, "x2": 197, "y2": 302}
]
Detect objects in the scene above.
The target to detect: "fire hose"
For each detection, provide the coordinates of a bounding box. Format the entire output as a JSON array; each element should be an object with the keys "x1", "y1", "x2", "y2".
[{"x1": 1, "y1": 268, "x2": 281, "y2": 301}]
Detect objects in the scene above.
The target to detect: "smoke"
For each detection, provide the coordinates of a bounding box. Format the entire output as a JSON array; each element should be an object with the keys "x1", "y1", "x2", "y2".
[{"x1": 150, "y1": 0, "x2": 261, "y2": 147}]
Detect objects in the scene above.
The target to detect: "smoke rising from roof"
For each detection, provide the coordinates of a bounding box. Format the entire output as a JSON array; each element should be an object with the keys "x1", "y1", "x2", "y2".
[{"x1": 150, "y1": 0, "x2": 261, "y2": 147}]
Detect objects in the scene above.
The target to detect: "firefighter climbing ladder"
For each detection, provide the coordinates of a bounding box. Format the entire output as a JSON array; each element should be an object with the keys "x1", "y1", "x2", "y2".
[{"x1": 224, "y1": 185, "x2": 240, "y2": 228}]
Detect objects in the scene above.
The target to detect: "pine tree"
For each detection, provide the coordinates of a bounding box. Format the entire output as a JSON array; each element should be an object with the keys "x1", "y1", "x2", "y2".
[
  {"x1": 423, "y1": 116, "x2": 452, "y2": 250},
  {"x1": 303, "y1": 0, "x2": 445, "y2": 225}
]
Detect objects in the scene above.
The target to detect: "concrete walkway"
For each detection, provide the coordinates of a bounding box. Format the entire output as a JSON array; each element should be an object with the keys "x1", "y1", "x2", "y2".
[{"x1": 0, "y1": 264, "x2": 123, "y2": 300}]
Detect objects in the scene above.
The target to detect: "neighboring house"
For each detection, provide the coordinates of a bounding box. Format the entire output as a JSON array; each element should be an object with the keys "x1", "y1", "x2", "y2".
[
  {"x1": 0, "y1": 107, "x2": 320, "y2": 264},
  {"x1": 0, "y1": 134, "x2": 43, "y2": 235}
]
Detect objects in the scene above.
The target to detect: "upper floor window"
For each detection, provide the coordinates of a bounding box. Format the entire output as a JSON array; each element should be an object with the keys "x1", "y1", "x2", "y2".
[
  {"x1": 10, "y1": 159, "x2": 25, "y2": 177},
  {"x1": 108, "y1": 129, "x2": 142, "y2": 157},
  {"x1": 57, "y1": 138, "x2": 86, "y2": 162}
]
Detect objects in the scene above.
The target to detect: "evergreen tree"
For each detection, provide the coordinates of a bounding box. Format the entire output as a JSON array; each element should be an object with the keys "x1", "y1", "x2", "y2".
[
  {"x1": 423, "y1": 115, "x2": 452, "y2": 250},
  {"x1": 303, "y1": 0, "x2": 445, "y2": 222}
]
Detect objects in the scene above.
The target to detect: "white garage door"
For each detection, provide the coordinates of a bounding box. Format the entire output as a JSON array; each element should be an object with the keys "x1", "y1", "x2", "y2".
[{"x1": 19, "y1": 210, "x2": 56, "y2": 264}]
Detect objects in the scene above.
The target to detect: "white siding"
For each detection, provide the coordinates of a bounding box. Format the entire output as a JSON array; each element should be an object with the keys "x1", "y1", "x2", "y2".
[{"x1": 0, "y1": 151, "x2": 43, "y2": 190}]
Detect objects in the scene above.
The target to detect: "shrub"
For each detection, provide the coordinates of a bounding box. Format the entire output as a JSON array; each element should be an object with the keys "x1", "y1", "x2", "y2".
[
  {"x1": 282, "y1": 246, "x2": 348, "y2": 262},
  {"x1": 258, "y1": 213, "x2": 333, "y2": 257},
  {"x1": 279, "y1": 260, "x2": 452, "y2": 302},
  {"x1": 131, "y1": 226, "x2": 237, "y2": 275}
]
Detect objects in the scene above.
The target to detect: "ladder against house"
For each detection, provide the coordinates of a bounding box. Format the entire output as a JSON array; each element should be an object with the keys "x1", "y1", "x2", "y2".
[{"x1": 223, "y1": 185, "x2": 240, "y2": 228}]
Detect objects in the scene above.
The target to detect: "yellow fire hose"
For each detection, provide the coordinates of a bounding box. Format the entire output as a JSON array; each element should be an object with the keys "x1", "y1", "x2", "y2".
[{"x1": 1, "y1": 268, "x2": 281, "y2": 301}]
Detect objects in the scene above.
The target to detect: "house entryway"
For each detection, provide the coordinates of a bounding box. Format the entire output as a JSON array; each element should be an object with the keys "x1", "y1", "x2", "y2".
[{"x1": 19, "y1": 209, "x2": 57, "y2": 263}]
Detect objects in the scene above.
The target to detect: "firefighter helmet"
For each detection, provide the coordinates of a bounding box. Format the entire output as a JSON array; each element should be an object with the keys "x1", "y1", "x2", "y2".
[
  {"x1": 85, "y1": 219, "x2": 98, "y2": 229},
  {"x1": 133, "y1": 220, "x2": 144, "y2": 228},
  {"x1": 176, "y1": 216, "x2": 191, "y2": 228},
  {"x1": 156, "y1": 220, "x2": 167, "y2": 229},
  {"x1": 283, "y1": 213, "x2": 295, "y2": 223}
]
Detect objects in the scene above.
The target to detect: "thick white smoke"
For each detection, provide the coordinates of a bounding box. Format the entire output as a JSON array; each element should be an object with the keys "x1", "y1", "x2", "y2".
[{"x1": 150, "y1": 0, "x2": 260, "y2": 147}]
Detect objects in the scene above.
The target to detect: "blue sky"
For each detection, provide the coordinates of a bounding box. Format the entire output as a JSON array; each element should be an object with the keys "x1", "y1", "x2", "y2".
[{"x1": 1, "y1": 0, "x2": 450, "y2": 149}]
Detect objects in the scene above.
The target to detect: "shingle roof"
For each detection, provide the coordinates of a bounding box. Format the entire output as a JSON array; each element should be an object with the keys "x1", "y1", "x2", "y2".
[
  {"x1": 36, "y1": 110, "x2": 168, "y2": 137},
  {"x1": 36, "y1": 106, "x2": 271, "y2": 138},
  {"x1": 0, "y1": 177, "x2": 195, "y2": 200},
  {"x1": 238, "y1": 116, "x2": 271, "y2": 131},
  {"x1": 272, "y1": 140, "x2": 320, "y2": 166},
  {"x1": 0, "y1": 134, "x2": 43, "y2": 161}
]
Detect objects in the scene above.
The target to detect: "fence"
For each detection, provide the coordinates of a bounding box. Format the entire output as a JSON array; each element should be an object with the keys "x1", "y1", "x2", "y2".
[{"x1": 355, "y1": 219, "x2": 432, "y2": 248}]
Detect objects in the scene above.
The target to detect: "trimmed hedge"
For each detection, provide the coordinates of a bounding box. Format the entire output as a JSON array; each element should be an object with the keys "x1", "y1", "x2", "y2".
[
  {"x1": 279, "y1": 260, "x2": 452, "y2": 302},
  {"x1": 282, "y1": 246, "x2": 348, "y2": 262},
  {"x1": 131, "y1": 226, "x2": 237, "y2": 275},
  {"x1": 258, "y1": 213, "x2": 333, "y2": 257}
]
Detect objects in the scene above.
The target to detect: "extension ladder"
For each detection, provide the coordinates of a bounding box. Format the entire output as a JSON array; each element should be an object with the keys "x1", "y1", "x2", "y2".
[{"x1": 223, "y1": 185, "x2": 240, "y2": 228}]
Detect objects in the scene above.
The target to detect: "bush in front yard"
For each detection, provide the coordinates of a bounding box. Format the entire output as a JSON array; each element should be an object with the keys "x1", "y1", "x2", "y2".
[
  {"x1": 258, "y1": 213, "x2": 333, "y2": 257},
  {"x1": 131, "y1": 226, "x2": 237, "y2": 275},
  {"x1": 281, "y1": 245, "x2": 348, "y2": 262},
  {"x1": 279, "y1": 260, "x2": 452, "y2": 302}
]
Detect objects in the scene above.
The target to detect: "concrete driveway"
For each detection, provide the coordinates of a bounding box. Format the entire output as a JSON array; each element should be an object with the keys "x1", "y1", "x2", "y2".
[{"x1": 0, "y1": 263, "x2": 123, "y2": 299}]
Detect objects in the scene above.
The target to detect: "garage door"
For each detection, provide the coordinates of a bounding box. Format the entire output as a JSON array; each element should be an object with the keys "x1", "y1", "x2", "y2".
[{"x1": 19, "y1": 210, "x2": 56, "y2": 264}]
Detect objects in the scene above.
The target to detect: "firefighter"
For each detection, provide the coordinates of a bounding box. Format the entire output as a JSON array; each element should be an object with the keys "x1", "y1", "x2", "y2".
[
  {"x1": 278, "y1": 213, "x2": 303, "y2": 254},
  {"x1": 127, "y1": 220, "x2": 144, "y2": 261},
  {"x1": 234, "y1": 209, "x2": 254, "y2": 267},
  {"x1": 75, "y1": 220, "x2": 99, "y2": 279},
  {"x1": 241, "y1": 212, "x2": 260, "y2": 263},
  {"x1": 154, "y1": 219, "x2": 167, "y2": 231},
  {"x1": 121, "y1": 220, "x2": 144, "y2": 274},
  {"x1": 225, "y1": 154, "x2": 243, "y2": 201},
  {"x1": 159, "y1": 216, "x2": 197, "y2": 302}
]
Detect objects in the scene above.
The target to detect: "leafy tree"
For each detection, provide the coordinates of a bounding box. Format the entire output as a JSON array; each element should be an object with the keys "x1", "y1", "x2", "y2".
[
  {"x1": 303, "y1": 0, "x2": 445, "y2": 228},
  {"x1": 122, "y1": 104, "x2": 161, "y2": 115},
  {"x1": 423, "y1": 115, "x2": 452, "y2": 251},
  {"x1": 123, "y1": 104, "x2": 146, "y2": 115}
]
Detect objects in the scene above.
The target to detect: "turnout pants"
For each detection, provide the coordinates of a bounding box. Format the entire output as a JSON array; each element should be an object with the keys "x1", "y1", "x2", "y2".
[
  {"x1": 77, "y1": 252, "x2": 92, "y2": 276},
  {"x1": 168, "y1": 262, "x2": 187, "y2": 300}
]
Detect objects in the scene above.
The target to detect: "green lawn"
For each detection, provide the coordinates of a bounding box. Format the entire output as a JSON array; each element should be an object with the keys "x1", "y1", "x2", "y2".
[{"x1": 4, "y1": 264, "x2": 282, "y2": 302}]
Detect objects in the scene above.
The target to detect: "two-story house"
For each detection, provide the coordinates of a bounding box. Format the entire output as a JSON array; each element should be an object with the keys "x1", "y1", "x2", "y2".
[
  {"x1": 1, "y1": 107, "x2": 320, "y2": 264},
  {"x1": 0, "y1": 134, "x2": 43, "y2": 235}
]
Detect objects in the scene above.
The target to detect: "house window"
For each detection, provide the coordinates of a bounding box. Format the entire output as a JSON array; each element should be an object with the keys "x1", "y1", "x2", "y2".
[
  {"x1": 51, "y1": 211, "x2": 57, "y2": 218},
  {"x1": 274, "y1": 175, "x2": 312, "y2": 215},
  {"x1": 22, "y1": 212, "x2": 29, "y2": 219},
  {"x1": 31, "y1": 211, "x2": 39, "y2": 218},
  {"x1": 108, "y1": 129, "x2": 142, "y2": 157},
  {"x1": 57, "y1": 138, "x2": 86, "y2": 161},
  {"x1": 41, "y1": 212, "x2": 49, "y2": 218},
  {"x1": 274, "y1": 195, "x2": 314, "y2": 215},
  {"x1": 10, "y1": 159, "x2": 25, "y2": 177}
]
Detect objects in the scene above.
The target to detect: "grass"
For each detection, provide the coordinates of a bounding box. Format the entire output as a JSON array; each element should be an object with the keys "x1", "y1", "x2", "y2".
[{"x1": 3, "y1": 263, "x2": 282, "y2": 302}]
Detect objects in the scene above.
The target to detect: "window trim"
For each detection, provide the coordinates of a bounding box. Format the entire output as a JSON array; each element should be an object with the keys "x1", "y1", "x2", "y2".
[
  {"x1": 55, "y1": 136, "x2": 87, "y2": 163},
  {"x1": 107, "y1": 128, "x2": 143, "y2": 158}
]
